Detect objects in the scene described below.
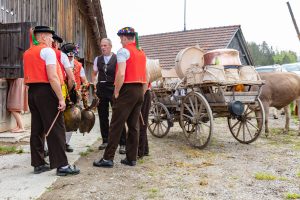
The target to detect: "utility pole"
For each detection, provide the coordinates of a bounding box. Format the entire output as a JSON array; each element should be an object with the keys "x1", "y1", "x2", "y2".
[
  {"x1": 184, "y1": 0, "x2": 186, "y2": 31},
  {"x1": 287, "y1": 1, "x2": 300, "y2": 41}
]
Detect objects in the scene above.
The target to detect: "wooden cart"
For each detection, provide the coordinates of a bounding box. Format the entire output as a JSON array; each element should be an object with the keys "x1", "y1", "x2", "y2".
[{"x1": 148, "y1": 80, "x2": 265, "y2": 149}]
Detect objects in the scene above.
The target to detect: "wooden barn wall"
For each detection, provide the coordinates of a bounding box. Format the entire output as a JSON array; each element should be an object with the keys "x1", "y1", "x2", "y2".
[
  {"x1": 56, "y1": 0, "x2": 98, "y2": 66},
  {"x1": 0, "y1": 0, "x2": 57, "y2": 28},
  {"x1": 0, "y1": 0, "x2": 100, "y2": 69}
]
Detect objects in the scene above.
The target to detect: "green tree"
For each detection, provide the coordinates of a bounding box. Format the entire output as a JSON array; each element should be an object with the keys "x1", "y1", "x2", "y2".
[
  {"x1": 247, "y1": 41, "x2": 298, "y2": 65},
  {"x1": 273, "y1": 50, "x2": 297, "y2": 64}
]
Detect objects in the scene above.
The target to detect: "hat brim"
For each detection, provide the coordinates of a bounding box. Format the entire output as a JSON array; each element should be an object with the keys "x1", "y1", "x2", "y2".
[
  {"x1": 34, "y1": 29, "x2": 55, "y2": 34},
  {"x1": 53, "y1": 35, "x2": 63, "y2": 43},
  {"x1": 117, "y1": 32, "x2": 136, "y2": 36}
]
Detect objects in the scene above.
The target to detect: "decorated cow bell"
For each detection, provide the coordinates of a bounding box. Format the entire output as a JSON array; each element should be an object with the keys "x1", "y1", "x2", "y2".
[
  {"x1": 79, "y1": 83, "x2": 99, "y2": 134},
  {"x1": 64, "y1": 104, "x2": 81, "y2": 132},
  {"x1": 79, "y1": 108, "x2": 95, "y2": 134}
]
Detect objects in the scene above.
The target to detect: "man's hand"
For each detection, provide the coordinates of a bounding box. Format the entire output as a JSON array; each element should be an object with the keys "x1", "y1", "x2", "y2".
[
  {"x1": 114, "y1": 90, "x2": 119, "y2": 99},
  {"x1": 58, "y1": 99, "x2": 66, "y2": 111}
]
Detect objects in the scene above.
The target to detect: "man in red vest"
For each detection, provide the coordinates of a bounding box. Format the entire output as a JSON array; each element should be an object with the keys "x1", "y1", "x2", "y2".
[
  {"x1": 93, "y1": 27, "x2": 147, "y2": 167},
  {"x1": 52, "y1": 34, "x2": 75, "y2": 92},
  {"x1": 23, "y1": 26, "x2": 80, "y2": 176},
  {"x1": 42, "y1": 35, "x2": 76, "y2": 155}
]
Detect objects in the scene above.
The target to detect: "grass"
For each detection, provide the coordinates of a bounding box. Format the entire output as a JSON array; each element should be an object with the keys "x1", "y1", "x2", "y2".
[
  {"x1": 16, "y1": 148, "x2": 24, "y2": 154},
  {"x1": 278, "y1": 177, "x2": 288, "y2": 181},
  {"x1": 148, "y1": 188, "x2": 159, "y2": 199},
  {"x1": 285, "y1": 193, "x2": 300, "y2": 199},
  {"x1": 0, "y1": 146, "x2": 23, "y2": 155},
  {"x1": 254, "y1": 172, "x2": 288, "y2": 181},
  {"x1": 179, "y1": 146, "x2": 215, "y2": 159},
  {"x1": 79, "y1": 147, "x2": 94, "y2": 157},
  {"x1": 269, "y1": 128, "x2": 282, "y2": 135},
  {"x1": 45, "y1": 186, "x2": 53, "y2": 192},
  {"x1": 254, "y1": 172, "x2": 277, "y2": 180},
  {"x1": 296, "y1": 172, "x2": 300, "y2": 178},
  {"x1": 293, "y1": 142, "x2": 300, "y2": 150},
  {"x1": 291, "y1": 115, "x2": 299, "y2": 125},
  {"x1": 148, "y1": 172, "x2": 155, "y2": 177},
  {"x1": 137, "y1": 159, "x2": 145, "y2": 164}
]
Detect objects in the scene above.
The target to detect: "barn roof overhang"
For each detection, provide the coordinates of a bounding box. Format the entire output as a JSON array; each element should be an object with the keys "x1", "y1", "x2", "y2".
[{"x1": 85, "y1": 0, "x2": 107, "y2": 51}]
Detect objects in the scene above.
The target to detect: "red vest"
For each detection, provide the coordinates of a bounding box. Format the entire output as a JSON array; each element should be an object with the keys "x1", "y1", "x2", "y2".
[
  {"x1": 23, "y1": 44, "x2": 64, "y2": 84},
  {"x1": 123, "y1": 43, "x2": 147, "y2": 84},
  {"x1": 73, "y1": 59, "x2": 83, "y2": 91},
  {"x1": 54, "y1": 49, "x2": 67, "y2": 81}
]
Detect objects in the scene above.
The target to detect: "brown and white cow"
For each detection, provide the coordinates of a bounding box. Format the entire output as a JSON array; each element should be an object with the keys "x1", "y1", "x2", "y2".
[{"x1": 257, "y1": 72, "x2": 300, "y2": 136}]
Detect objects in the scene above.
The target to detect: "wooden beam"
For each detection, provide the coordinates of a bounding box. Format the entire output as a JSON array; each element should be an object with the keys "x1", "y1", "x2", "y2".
[{"x1": 84, "y1": 0, "x2": 102, "y2": 51}]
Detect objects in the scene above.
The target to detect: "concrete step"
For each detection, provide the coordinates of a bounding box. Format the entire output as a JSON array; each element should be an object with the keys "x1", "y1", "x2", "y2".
[{"x1": 0, "y1": 131, "x2": 30, "y2": 143}]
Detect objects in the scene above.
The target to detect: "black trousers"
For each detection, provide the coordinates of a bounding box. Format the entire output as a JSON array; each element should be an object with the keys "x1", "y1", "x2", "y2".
[
  {"x1": 28, "y1": 84, "x2": 68, "y2": 169},
  {"x1": 138, "y1": 90, "x2": 151, "y2": 157},
  {"x1": 97, "y1": 85, "x2": 126, "y2": 145},
  {"x1": 103, "y1": 83, "x2": 144, "y2": 161}
]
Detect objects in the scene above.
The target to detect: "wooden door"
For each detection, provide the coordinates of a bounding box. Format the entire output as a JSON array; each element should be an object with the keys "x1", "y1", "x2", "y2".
[{"x1": 0, "y1": 22, "x2": 33, "y2": 132}]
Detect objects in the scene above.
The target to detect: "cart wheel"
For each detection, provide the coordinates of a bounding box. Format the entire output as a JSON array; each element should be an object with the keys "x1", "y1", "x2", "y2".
[
  {"x1": 180, "y1": 92, "x2": 214, "y2": 149},
  {"x1": 148, "y1": 102, "x2": 171, "y2": 138},
  {"x1": 180, "y1": 121, "x2": 195, "y2": 133},
  {"x1": 227, "y1": 98, "x2": 265, "y2": 144}
]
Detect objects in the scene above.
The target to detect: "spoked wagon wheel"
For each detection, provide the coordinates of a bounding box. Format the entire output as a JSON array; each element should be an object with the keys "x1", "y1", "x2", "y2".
[
  {"x1": 180, "y1": 92, "x2": 214, "y2": 149},
  {"x1": 148, "y1": 102, "x2": 171, "y2": 138},
  {"x1": 227, "y1": 99, "x2": 265, "y2": 144}
]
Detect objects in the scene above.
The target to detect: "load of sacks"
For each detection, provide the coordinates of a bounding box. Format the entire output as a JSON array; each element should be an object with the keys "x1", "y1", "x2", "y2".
[
  {"x1": 183, "y1": 47, "x2": 260, "y2": 85},
  {"x1": 146, "y1": 46, "x2": 260, "y2": 88}
]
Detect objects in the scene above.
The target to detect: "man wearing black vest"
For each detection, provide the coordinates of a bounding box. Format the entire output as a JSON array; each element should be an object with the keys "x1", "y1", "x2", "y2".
[{"x1": 92, "y1": 38, "x2": 126, "y2": 154}]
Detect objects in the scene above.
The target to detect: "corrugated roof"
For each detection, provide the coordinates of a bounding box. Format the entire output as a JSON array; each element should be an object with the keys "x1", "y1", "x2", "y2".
[{"x1": 139, "y1": 25, "x2": 240, "y2": 68}]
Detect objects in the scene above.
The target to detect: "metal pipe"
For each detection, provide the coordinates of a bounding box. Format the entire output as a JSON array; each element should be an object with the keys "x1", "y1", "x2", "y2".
[
  {"x1": 287, "y1": 1, "x2": 300, "y2": 41},
  {"x1": 184, "y1": 0, "x2": 186, "y2": 31}
]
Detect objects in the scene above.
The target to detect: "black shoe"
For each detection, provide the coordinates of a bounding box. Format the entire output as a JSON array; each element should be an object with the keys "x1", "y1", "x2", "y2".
[
  {"x1": 98, "y1": 143, "x2": 108, "y2": 150},
  {"x1": 34, "y1": 163, "x2": 51, "y2": 174},
  {"x1": 66, "y1": 144, "x2": 74, "y2": 153},
  {"x1": 56, "y1": 165, "x2": 80, "y2": 176},
  {"x1": 119, "y1": 145, "x2": 126, "y2": 154},
  {"x1": 93, "y1": 158, "x2": 114, "y2": 168},
  {"x1": 44, "y1": 150, "x2": 49, "y2": 157},
  {"x1": 121, "y1": 158, "x2": 136, "y2": 166}
]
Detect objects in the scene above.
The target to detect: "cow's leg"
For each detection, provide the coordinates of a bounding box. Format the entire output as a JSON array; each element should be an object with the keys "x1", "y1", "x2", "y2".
[
  {"x1": 297, "y1": 99, "x2": 300, "y2": 136},
  {"x1": 263, "y1": 103, "x2": 270, "y2": 137},
  {"x1": 283, "y1": 106, "x2": 290, "y2": 134},
  {"x1": 273, "y1": 108, "x2": 278, "y2": 119}
]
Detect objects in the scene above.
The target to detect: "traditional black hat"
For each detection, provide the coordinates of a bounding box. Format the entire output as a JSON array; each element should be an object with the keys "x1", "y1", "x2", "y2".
[
  {"x1": 53, "y1": 34, "x2": 63, "y2": 43},
  {"x1": 117, "y1": 27, "x2": 136, "y2": 36},
  {"x1": 33, "y1": 26, "x2": 55, "y2": 34},
  {"x1": 61, "y1": 43, "x2": 76, "y2": 55}
]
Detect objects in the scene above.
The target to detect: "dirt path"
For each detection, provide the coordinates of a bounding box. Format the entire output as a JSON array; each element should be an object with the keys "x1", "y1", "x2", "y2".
[{"x1": 40, "y1": 115, "x2": 300, "y2": 200}]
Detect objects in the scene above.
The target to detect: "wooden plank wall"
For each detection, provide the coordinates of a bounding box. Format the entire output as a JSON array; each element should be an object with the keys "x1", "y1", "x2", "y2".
[
  {"x1": 0, "y1": 0, "x2": 101, "y2": 66},
  {"x1": 0, "y1": 0, "x2": 56, "y2": 28}
]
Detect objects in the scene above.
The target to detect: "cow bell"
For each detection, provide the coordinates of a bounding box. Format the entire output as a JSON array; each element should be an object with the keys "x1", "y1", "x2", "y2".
[
  {"x1": 64, "y1": 104, "x2": 81, "y2": 132},
  {"x1": 79, "y1": 108, "x2": 95, "y2": 134}
]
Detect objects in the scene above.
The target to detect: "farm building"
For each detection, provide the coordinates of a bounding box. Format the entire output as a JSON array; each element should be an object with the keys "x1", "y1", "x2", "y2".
[{"x1": 139, "y1": 25, "x2": 253, "y2": 69}]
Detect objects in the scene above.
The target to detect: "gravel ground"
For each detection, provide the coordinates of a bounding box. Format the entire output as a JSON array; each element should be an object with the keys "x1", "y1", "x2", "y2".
[{"x1": 39, "y1": 113, "x2": 300, "y2": 200}]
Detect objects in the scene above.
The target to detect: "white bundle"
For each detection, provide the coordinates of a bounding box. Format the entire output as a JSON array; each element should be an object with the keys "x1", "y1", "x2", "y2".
[{"x1": 146, "y1": 58, "x2": 162, "y2": 83}]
